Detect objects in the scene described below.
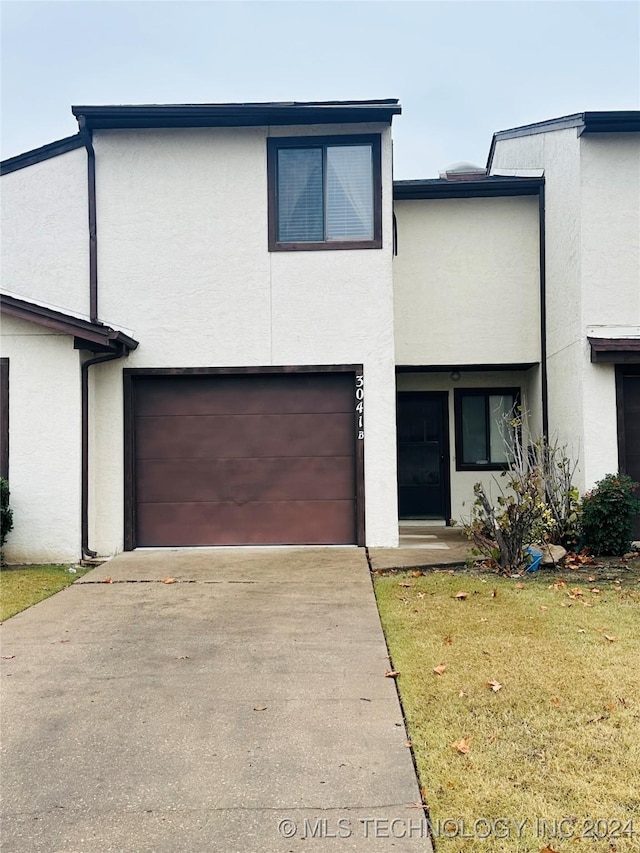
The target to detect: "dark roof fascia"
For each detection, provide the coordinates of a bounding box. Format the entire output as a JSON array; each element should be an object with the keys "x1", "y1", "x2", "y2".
[
  {"x1": 487, "y1": 111, "x2": 640, "y2": 169},
  {"x1": 0, "y1": 294, "x2": 138, "y2": 353},
  {"x1": 71, "y1": 100, "x2": 401, "y2": 131},
  {"x1": 393, "y1": 177, "x2": 544, "y2": 200},
  {"x1": 396, "y1": 363, "x2": 538, "y2": 373},
  {"x1": 0, "y1": 134, "x2": 84, "y2": 176},
  {"x1": 589, "y1": 336, "x2": 640, "y2": 363}
]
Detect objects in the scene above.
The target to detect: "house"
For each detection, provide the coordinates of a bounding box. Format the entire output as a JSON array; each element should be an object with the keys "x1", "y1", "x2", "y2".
[{"x1": 1, "y1": 101, "x2": 638, "y2": 562}]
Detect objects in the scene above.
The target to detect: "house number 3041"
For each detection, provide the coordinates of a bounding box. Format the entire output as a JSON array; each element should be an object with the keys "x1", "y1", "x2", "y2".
[{"x1": 355, "y1": 374, "x2": 364, "y2": 440}]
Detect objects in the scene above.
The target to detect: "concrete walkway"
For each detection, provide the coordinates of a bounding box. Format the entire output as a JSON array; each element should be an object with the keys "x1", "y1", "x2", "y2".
[
  {"x1": 370, "y1": 526, "x2": 472, "y2": 571},
  {"x1": 1, "y1": 548, "x2": 432, "y2": 852}
]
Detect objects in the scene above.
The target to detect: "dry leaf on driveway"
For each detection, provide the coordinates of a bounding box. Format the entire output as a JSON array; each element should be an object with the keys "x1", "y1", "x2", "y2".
[
  {"x1": 253, "y1": 705, "x2": 267, "y2": 711},
  {"x1": 451, "y1": 737, "x2": 471, "y2": 754},
  {"x1": 162, "y1": 577, "x2": 175, "y2": 584},
  {"x1": 103, "y1": 577, "x2": 112, "y2": 584}
]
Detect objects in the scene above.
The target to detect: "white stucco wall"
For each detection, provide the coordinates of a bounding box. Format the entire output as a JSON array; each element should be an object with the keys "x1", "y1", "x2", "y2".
[
  {"x1": 90, "y1": 122, "x2": 398, "y2": 552},
  {"x1": 1, "y1": 148, "x2": 89, "y2": 317},
  {"x1": 0, "y1": 315, "x2": 82, "y2": 563},
  {"x1": 393, "y1": 196, "x2": 540, "y2": 365},
  {"x1": 396, "y1": 369, "x2": 537, "y2": 524},
  {"x1": 491, "y1": 128, "x2": 640, "y2": 492}
]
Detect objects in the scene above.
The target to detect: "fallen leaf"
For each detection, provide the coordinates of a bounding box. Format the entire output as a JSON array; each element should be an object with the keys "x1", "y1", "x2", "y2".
[
  {"x1": 605, "y1": 701, "x2": 618, "y2": 712},
  {"x1": 455, "y1": 591, "x2": 469, "y2": 600},
  {"x1": 577, "y1": 628, "x2": 586, "y2": 633},
  {"x1": 103, "y1": 577, "x2": 112, "y2": 584},
  {"x1": 540, "y1": 606, "x2": 548, "y2": 611},
  {"x1": 176, "y1": 655, "x2": 190, "y2": 660},
  {"x1": 385, "y1": 669, "x2": 399, "y2": 678},
  {"x1": 253, "y1": 705, "x2": 267, "y2": 711},
  {"x1": 540, "y1": 845, "x2": 561, "y2": 853},
  {"x1": 571, "y1": 587, "x2": 583, "y2": 596},
  {"x1": 590, "y1": 588, "x2": 601, "y2": 594},
  {"x1": 451, "y1": 737, "x2": 471, "y2": 754},
  {"x1": 162, "y1": 577, "x2": 175, "y2": 584},
  {"x1": 604, "y1": 635, "x2": 618, "y2": 643},
  {"x1": 479, "y1": 617, "x2": 488, "y2": 623},
  {"x1": 491, "y1": 588, "x2": 498, "y2": 599},
  {"x1": 487, "y1": 679, "x2": 502, "y2": 692},
  {"x1": 405, "y1": 739, "x2": 412, "y2": 747},
  {"x1": 433, "y1": 664, "x2": 447, "y2": 676},
  {"x1": 399, "y1": 581, "x2": 413, "y2": 588},
  {"x1": 2, "y1": 655, "x2": 15, "y2": 660},
  {"x1": 515, "y1": 583, "x2": 525, "y2": 589},
  {"x1": 443, "y1": 635, "x2": 453, "y2": 645},
  {"x1": 459, "y1": 690, "x2": 467, "y2": 698},
  {"x1": 551, "y1": 697, "x2": 561, "y2": 707},
  {"x1": 411, "y1": 571, "x2": 422, "y2": 578},
  {"x1": 588, "y1": 576, "x2": 596, "y2": 582},
  {"x1": 417, "y1": 592, "x2": 425, "y2": 599}
]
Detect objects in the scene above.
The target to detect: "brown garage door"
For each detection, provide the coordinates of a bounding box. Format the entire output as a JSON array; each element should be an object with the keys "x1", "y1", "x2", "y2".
[{"x1": 132, "y1": 372, "x2": 357, "y2": 546}]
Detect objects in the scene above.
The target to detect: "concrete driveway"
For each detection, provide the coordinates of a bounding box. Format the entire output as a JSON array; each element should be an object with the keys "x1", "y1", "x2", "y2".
[{"x1": 1, "y1": 548, "x2": 432, "y2": 852}]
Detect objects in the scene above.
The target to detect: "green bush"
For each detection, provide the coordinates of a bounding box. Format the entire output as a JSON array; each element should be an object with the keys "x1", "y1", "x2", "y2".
[
  {"x1": 581, "y1": 473, "x2": 640, "y2": 556},
  {"x1": 1, "y1": 477, "x2": 13, "y2": 550}
]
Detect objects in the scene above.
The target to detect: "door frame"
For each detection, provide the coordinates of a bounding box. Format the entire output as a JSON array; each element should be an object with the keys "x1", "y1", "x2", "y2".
[
  {"x1": 123, "y1": 365, "x2": 365, "y2": 550},
  {"x1": 396, "y1": 390, "x2": 452, "y2": 524}
]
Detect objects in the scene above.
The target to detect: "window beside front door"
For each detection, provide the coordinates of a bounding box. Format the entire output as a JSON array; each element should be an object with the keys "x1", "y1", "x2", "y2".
[
  {"x1": 454, "y1": 388, "x2": 520, "y2": 471},
  {"x1": 267, "y1": 135, "x2": 382, "y2": 251}
]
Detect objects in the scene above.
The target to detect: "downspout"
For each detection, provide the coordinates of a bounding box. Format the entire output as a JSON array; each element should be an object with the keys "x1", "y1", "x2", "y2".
[
  {"x1": 539, "y1": 183, "x2": 549, "y2": 439},
  {"x1": 81, "y1": 347, "x2": 125, "y2": 559},
  {"x1": 78, "y1": 115, "x2": 98, "y2": 322}
]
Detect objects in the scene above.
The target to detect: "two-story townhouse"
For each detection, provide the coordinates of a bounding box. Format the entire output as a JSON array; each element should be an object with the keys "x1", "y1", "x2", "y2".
[{"x1": 1, "y1": 102, "x2": 638, "y2": 562}]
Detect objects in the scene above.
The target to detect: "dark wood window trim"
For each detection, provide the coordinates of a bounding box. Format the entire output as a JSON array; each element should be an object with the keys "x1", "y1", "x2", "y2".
[
  {"x1": 454, "y1": 387, "x2": 521, "y2": 472},
  {"x1": 267, "y1": 134, "x2": 382, "y2": 252},
  {"x1": 123, "y1": 365, "x2": 365, "y2": 550},
  {"x1": 0, "y1": 359, "x2": 8, "y2": 480}
]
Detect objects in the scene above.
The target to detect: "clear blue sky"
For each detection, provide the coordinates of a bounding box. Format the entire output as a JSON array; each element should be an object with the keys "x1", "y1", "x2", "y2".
[{"x1": 1, "y1": 1, "x2": 638, "y2": 178}]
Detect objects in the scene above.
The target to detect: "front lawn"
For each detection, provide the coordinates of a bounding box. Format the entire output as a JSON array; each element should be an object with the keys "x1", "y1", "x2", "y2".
[
  {"x1": 375, "y1": 569, "x2": 640, "y2": 852},
  {"x1": 0, "y1": 564, "x2": 91, "y2": 621}
]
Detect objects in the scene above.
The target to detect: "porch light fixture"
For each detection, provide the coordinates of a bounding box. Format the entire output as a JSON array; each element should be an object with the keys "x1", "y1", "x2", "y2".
[{"x1": 450, "y1": 371, "x2": 461, "y2": 382}]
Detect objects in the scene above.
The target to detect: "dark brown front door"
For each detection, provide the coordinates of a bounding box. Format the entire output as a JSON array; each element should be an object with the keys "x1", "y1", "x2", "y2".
[
  {"x1": 397, "y1": 392, "x2": 450, "y2": 520},
  {"x1": 131, "y1": 372, "x2": 357, "y2": 546},
  {"x1": 619, "y1": 368, "x2": 640, "y2": 539}
]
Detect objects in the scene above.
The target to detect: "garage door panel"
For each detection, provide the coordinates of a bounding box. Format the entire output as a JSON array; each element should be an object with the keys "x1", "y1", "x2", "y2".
[
  {"x1": 136, "y1": 500, "x2": 356, "y2": 546},
  {"x1": 132, "y1": 372, "x2": 358, "y2": 546},
  {"x1": 136, "y1": 457, "x2": 356, "y2": 503},
  {"x1": 135, "y1": 375, "x2": 354, "y2": 417},
  {"x1": 136, "y1": 413, "x2": 354, "y2": 459}
]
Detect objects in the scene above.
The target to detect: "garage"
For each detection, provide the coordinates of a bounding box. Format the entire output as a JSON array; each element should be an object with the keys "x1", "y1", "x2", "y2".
[{"x1": 125, "y1": 369, "x2": 360, "y2": 547}]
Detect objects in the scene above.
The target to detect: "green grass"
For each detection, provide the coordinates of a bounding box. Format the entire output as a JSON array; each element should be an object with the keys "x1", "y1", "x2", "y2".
[
  {"x1": 375, "y1": 570, "x2": 640, "y2": 853},
  {"x1": 0, "y1": 564, "x2": 91, "y2": 621}
]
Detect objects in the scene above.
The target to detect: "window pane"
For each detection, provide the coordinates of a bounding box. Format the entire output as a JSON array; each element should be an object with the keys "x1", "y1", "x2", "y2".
[
  {"x1": 461, "y1": 396, "x2": 487, "y2": 464},
  {"x1": 325, "y1": 145, "x2": 373, "y2": 241},
  {"x1": 277, "y1": 148, "x2": 323, "y2": 242},
  {"x1": 489, "y1": 394, "x2": 515, "y2": 463}
]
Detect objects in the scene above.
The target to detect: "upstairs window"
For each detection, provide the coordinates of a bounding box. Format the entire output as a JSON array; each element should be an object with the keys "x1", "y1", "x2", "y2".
[
  {"x1": 454, "y1": 388, "x2": 520, "y2": 471},
  {"x1": 267, "y1": 135, "x2": 382, "y2": 251}
]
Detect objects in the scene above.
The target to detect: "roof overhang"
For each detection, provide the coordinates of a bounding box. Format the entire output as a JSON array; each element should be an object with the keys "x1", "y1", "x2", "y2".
[
  {"x1": 71, "y1": 100, "x2": 402, "y2": 131},
  {"x1": 589, "y1": 336, "x2": 640, "y2": 364},
  {"x1": 487, "y1": 110, "x2": 640, "y2": 169},
  {"x1": 393, "y1": 176, "x2": 544, "y2": 200},
  {"x1": 0, "y1": 134, "x2": 84, "y2": 176},
  {"x1": 0, "y1": 293, "x2": 138, "y2": 354}
]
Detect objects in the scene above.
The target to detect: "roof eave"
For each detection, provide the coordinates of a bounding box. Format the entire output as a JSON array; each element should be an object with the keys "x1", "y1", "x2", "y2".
[
  {"x1": 71, "y1": 100, "x2": 402, "y2": 131},
  {"x1": 0, "y1": 294, "x2": 138, "y2": 353},
  {"x1": 393, "y1": 177, "x2": 544, "y2": 200}
]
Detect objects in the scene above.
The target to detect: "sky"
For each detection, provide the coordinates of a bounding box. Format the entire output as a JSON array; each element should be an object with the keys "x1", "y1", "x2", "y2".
[{"x1": 1, "y1": 1, "x2": 639, "y2": 178}]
